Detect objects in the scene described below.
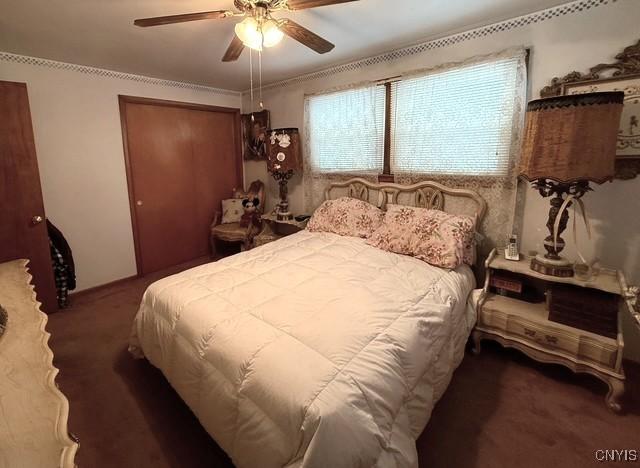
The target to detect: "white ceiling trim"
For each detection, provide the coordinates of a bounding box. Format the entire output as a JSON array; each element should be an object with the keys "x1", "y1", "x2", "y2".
[
  {"x1": 252, "y1": 0, "x2": 616, "y2": 93},
  {"x1": 0, "y1": 51, "x2": 241, "y2": 97}
]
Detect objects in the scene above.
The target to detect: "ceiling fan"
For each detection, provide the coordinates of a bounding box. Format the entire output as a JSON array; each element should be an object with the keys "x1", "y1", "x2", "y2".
[{"x1": 134, "y1": 0, "x2": 359, "y2": 62}]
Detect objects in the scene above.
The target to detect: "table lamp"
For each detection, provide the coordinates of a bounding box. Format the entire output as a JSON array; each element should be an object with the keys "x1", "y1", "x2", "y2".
[
  {"x1": 267, "y1": 128, "x2": 302, "y2": 221},
  {"x1": 518, "y1": 91, "x2": 624, "y2": 277}
]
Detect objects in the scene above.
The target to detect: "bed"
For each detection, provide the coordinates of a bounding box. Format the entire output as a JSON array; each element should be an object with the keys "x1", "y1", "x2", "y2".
[{"x1": 129, "y1": 178, "x2": 487, "y2": 468}]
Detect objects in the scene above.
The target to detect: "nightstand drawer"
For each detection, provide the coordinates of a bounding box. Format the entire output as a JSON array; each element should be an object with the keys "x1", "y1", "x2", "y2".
[
  {"x1": 479, "y1": 300, "x2": 619, "y2": 370},
  {"x1": 510, "y1": 320, "x2": 568, "y2": 350},
  {"x1": 509, "y1": 319, "x2": 618, "y2": 369},
  {"x1": 480, "y1": 310, "x2": 573, "y2": 352}
]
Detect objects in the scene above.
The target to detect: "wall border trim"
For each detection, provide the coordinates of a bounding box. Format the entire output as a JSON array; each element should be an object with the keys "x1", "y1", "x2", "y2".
[
  {"x1": 255, "y1": 0, "x2": 616, "y2": 92},
  {"x1": 0, "y1": 51, "x2": 241, "y2": 97}
]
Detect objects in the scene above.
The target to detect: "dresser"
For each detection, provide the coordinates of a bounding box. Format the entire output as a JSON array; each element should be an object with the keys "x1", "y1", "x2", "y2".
[
  {"x1": 0, "y1": 259, "x2": 78, "y2": 467},
  {"x1": 472, "y1": 249, "x2": 627, "y2": 412}
]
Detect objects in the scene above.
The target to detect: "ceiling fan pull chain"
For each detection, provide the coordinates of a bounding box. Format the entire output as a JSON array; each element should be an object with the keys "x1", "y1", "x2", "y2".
[
  {"x1": 258, "y1": 10, "x2": 264, "y2": 110},
  {"x1": 259, "y1": 49, "x2": 264, "y2": 110},
  {"x1": 249, "y1": 47, "x2": 255, "y2": 119}
]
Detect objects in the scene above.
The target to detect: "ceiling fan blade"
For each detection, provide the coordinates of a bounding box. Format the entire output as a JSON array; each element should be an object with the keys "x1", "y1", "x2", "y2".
[
  {"x1": 286, "y1": 0, "x2": 359, "y2": 10},
  {"x1": 279, "y1": 19, "x2": 335, "y2": 54},
  {"x1": 134, "y1": 11, "x2": 232, "y2": 27},
  {"x1": 222, "y1": 35, "x2": 245, "y2": 62}
]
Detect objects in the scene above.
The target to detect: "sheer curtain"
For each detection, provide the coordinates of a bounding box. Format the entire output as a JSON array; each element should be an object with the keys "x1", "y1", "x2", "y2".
[
  {"x1": 391, "y1": 55, "x2": 523, "y2": 176},
  {"x1": 393, "y1": 48, "x2": 528, "y2": 255},
  {"x1": 302, "y1": 48, "x2": 528, "y2": 255},
  {"x1": 303, "y1": 82, "x2": 385, "y2": 209}
]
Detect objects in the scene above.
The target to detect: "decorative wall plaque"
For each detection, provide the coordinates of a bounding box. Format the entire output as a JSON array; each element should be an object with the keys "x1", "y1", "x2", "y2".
[{"x1": 241, "y1": 110, "x2": 270, "y2": 161}]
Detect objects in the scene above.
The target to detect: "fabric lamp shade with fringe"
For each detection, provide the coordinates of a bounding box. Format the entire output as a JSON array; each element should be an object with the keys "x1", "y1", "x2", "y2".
[
  {"x1": 519, "y1": 92, "x2": 624, "y2": 184},
  {"x1": 267, "y1": 128, "x2": 302, "y2": 174},
  {"x1": 518, "y1": 91, "x2": 624, "y2": 277},
  {"x1": 267, "y1": 128, "x2": 302, "y2": 220}
]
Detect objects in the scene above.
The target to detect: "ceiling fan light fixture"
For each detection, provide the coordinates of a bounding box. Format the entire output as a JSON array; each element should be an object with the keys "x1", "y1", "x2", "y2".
[
  {"x1": 262, "y1": 19, "x2": 284, "y2": 47},
  {"x1": 134, "y1": 0, "x2": 349, "y2": 61},
  {"x1": 234, "y1": 17, "x2": 263, "y2": 51}
]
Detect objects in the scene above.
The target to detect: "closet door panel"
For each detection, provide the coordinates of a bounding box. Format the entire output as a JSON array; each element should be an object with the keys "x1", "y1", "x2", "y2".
[
  {"x1": 189, "y1": 110, "x2": 241, "y2": 257},
  {"x1": 124, "y1": 103, "x2": 198, "y2": 274},
  {"x1": 120, "y1": 97, "x2": 242, "y2": 275}
]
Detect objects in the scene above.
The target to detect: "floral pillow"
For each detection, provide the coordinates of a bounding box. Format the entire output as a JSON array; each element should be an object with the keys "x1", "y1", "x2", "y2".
[
  {"x1": 307, "y1": 197, "x2": 385, "y2": 238},
  {"x1": 221, "y1": 198, "x2": 244, "y2": 224},
  {"x1": 366, "y1": 204, "x2": 476, "y2": 269}
]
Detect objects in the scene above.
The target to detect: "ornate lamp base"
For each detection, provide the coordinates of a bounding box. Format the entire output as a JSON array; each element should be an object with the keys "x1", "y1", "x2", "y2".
[
  {"x1": 527, "y1": 178, "x2": 591, "y2": 278},
  {"x1": 276, "y1": 206, "x2": 293, "y2": 221},
  {"x1": 276, "y1": 199, "x2": 293, "y2": 221},
  {"x1": 271, "y1": 169, "x2": 295, "y2": 221},
  {"x1": 530, "y1": 254, "x2": 574, "y2": 278}
]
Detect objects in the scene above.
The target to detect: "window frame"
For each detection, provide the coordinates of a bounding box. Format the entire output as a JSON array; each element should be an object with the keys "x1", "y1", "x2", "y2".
[
  {"x1": 305, "y1": 84, "x2": 387, "y2": 176},
  {"x1": 306, "y1": 50, "x2": 529, "y2": 182}
]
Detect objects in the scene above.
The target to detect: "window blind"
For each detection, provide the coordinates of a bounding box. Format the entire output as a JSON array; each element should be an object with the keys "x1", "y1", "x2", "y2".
[
  {"x1": 390, "y1": 57, "x2": 523, "y2": 176},
  {"x1": 306, "y1": 84, "x2": 385, "y2": 173}
]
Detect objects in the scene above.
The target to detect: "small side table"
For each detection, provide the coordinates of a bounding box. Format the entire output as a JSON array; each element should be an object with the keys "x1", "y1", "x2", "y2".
[
  {"x1": 473, "y1": 248, "x2": 627, "y2": 412},
  {"x1": 253, "y1": 212, "x2": 308, "y2": 248}
]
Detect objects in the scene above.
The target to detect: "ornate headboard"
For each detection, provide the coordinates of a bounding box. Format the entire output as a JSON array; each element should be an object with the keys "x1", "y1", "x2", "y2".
[{"x1": 324, "y1": 178, "x2": 487, "y2": 229}]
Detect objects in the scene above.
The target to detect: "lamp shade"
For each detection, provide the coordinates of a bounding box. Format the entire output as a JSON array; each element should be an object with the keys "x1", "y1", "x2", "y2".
[
  {"x1": 267, "y1": 128, "x2": 302, "y2": 173},
  {"x1": 519, "y1": 91, "x2": 624, "y2": 184}
]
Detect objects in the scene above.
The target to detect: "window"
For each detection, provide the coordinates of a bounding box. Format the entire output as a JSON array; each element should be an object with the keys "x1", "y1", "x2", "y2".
[
  {"x1": 305, "y1": 52, "x2": 525, "y2": 178},
  {"x1": 390, "y1": 57, "x2": 523, "y2": 176},
  {"x1": 306, "y1": 84, "x2": 385, "y2": 173}
]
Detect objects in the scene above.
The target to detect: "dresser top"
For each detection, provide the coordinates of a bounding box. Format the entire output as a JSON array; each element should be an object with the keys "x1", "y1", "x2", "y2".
[{"x1": 0, "y1": 259, "x2": 77, "y2": 468}]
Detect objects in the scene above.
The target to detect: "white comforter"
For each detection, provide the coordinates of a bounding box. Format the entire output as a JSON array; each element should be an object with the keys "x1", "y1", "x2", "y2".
[{"x1": 130, "y1": 230, "x2": 476, "y2": 468}]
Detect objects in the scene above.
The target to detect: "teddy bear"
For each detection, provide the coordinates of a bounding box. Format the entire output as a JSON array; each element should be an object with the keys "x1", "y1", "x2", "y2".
[{"x1": 240, "y1": 197, "x2": 262, "y2": 229}]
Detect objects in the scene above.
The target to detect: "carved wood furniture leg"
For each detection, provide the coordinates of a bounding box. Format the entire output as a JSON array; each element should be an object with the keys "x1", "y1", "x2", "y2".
[
  {"x1": 471, "y1": 329, "x2": 482, "y2": 355},
  {"x1": 604, "y1": 376, "x2": 625, "y2": 413}
]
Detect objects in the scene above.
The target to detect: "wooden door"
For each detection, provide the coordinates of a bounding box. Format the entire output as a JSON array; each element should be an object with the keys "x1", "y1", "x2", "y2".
[
  {"x1": 120, "y1": 96, "x2": 241, "y2": 275},
  {"x1": 190, "y1": 109, "x2": 241, "y2": 258},
  {"x1": 0, "y1": 81, "x2": 57, "y2": 313}
]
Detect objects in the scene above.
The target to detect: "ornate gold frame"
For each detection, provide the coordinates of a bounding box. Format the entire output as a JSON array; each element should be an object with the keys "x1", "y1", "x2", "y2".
[{"x1": 540, "y1": 39, "x2": 640, "y2": 180}]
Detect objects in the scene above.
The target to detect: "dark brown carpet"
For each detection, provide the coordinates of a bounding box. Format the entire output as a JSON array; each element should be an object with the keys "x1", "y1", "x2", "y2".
[{"x1": 47, "y1": 260, "x2": 640, "y2": 468}]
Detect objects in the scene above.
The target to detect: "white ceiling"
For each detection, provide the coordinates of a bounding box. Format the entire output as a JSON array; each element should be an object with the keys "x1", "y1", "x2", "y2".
[{"x1": 0, "y1": 0, "x2": 571, "y2": 91}]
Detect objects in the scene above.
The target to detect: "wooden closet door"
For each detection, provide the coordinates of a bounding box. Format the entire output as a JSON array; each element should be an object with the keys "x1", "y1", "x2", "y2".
[
  {"x1": 190, "y1": 109, "x2": 242, "y2": 258},
  {"x1": 120, "y1": 97, "x2": 241, "y2": 275},
  {"x1": 0, "y1": 81, "x2": 57, "y2": 313}
]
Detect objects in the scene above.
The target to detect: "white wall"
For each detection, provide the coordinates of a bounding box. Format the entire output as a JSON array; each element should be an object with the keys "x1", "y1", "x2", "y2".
[
  {"x1": 242, "y1": 0, "x2": 640, "y2": 360},
  {"x1": 0, "y1": 57, "x2": 241, "y2": 291}
]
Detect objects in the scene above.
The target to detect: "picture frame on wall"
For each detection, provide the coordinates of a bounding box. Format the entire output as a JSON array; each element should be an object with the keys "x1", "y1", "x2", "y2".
[
  {"x1": 561, "y1": 75, "x2": 639, "y2": 159},
  {"x1": 540, "y1": 39, "x2": 640, "y2": 180},
  {"x1": 241, "y1": 110, "x2": 270, "y2": 161}
]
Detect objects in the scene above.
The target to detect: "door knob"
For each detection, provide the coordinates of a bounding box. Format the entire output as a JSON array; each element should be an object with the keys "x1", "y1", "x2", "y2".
[
  {"x1": 31, "y1": 215, "x2": 44, "y2": 225},
  {"x1": 136, "y1": 200, "x2": 143, "y2": 206}
]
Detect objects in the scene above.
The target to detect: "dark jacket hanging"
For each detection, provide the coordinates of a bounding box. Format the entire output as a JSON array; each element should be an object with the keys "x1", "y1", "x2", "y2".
[{"x1": 47, "y1": 219, "x2": 76, "y2": 307}]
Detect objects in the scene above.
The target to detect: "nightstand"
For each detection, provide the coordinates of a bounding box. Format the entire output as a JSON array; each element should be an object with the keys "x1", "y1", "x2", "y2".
[
  {"x1": 253, "y1": 212, "x2": 308, "y2": 248},
  {"x1": 472, "y1": 248, "x2": 627, "y2": 412}
]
